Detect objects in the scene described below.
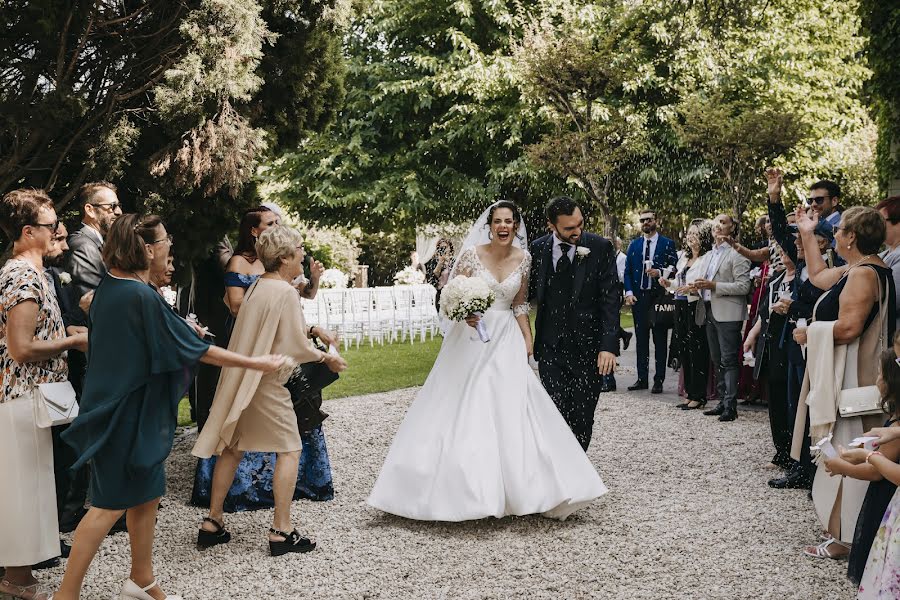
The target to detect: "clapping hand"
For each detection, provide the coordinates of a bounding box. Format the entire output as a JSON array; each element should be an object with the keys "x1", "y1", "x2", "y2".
[
  {"x1": 772, "y1": 298, "x2": 792, "y2": 315},
  {"x1": 692, "y1": 278, "x2": 716, "y2": 291},
  {"x1": 792, "y1": 326, "x2": 807, "y2": 345},
  {"x1": 765, "y1": 167, "x2": 783, "y2": 197},
  {"x1": 795, "y1": 207, "x2": 816, "y2": 235},
  {"x1": 79, "y1": 290, "x2": 95, "y2": 315},
  {"x1": 309, "y1": 259, "x2": 325, "y2": 282}
]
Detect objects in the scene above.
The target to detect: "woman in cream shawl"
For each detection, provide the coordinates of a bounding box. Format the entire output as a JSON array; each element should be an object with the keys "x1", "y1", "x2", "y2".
[{"x1": 193, "y1": 226, "x2": 346, "y2": 556}]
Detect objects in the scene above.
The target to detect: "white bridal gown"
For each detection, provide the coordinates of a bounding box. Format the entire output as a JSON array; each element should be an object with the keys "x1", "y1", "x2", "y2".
[{"x1": 368, "y1": 248, "x2": 607, "y2": 521}]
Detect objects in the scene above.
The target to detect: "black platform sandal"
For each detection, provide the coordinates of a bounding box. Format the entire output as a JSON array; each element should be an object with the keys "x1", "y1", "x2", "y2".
[
  {"x1": 268, "y1": 528, "x2": 316, "y2": 556},
  {"x1": 197, "y1": 517, "x2": 231, "y2": 549}
]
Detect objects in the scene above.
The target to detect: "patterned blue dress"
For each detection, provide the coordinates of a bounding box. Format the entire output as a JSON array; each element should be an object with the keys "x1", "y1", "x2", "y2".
[{"x1": 190, "y1": 271, "x2": 334, "y2": 511}]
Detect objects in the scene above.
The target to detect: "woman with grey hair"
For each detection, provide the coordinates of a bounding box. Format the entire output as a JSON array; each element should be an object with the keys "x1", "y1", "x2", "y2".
[{"x1": 193, "y1": 226, "x2": 346, "y2": 556}]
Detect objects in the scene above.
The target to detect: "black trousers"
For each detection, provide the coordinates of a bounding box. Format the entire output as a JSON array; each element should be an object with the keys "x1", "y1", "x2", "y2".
[
  {"x1": 763, "y1": 338, "x2": 791, "y2": 465},
  {"x1": 51, "y1": 423, "x2": 89, "y2": 523},
  {"x1": 538, "y1": 345, "x2": 602, "y2": 451},
  {"x1": 675, "y1": 300, "x2": 709, "y2": 400},
  {"x1": 633, "y1": 291, "x2": 669, "y2": 383}
]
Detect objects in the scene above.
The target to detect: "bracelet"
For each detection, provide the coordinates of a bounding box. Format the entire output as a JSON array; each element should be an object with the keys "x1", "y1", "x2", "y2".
[{"x1": 866, "y1": 451, "x2": 883, "y2": 464}]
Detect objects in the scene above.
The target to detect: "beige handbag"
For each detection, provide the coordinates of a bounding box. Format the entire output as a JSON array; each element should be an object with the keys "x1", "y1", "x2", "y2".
[
  {"x1": 837, "y1": 267, "x2": 888, "y2": 418},
  {"x1": 33, "y1": 381, "x2": 79, "y2": 428}
]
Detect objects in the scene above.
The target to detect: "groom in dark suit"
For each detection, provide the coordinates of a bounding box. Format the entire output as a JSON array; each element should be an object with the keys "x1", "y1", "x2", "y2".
[{"x1": 529, "y1": 196, "x2": 621, "y2": 451}]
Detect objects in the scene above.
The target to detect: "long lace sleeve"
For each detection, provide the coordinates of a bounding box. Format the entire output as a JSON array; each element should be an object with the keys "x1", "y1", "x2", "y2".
[{"x1": 512, "y1": 252, "x2": 532, "y2": 317}]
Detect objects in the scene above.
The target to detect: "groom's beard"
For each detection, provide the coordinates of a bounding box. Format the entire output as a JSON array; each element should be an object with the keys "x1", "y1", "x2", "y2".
[{"x1": 552, "y1": 229, "x2": 580, "y2": 245}]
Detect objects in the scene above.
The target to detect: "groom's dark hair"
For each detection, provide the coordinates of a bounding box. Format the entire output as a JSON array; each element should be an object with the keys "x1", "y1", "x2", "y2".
[{"x1": 545, "y1": 196, "x2": 581, "y2": 224}]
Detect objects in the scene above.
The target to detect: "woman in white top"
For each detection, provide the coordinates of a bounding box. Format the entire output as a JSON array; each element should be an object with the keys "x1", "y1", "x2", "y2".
[{"x1": 661, "y1": 220, "x2": 714, "y2": 410}]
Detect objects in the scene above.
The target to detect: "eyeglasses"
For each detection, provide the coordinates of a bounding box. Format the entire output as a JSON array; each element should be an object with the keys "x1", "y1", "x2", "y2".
[
  {"x1": 807, "y1": 196, "x2": 831, "y2": 205},
  {"x1": 30, "y1": 221, "x2": 60, "y2": 233},
  {"x1": 639, "y1": 217, "x2": 655, "y2": 223},
  {"x1": 149, "y1": 234, "x2": 173, "y2": 245}
]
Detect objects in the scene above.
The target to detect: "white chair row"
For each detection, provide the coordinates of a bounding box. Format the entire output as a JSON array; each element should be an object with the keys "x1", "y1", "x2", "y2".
[{"x1": 301, "y1": 285, "x2": 440, "y2": 349}]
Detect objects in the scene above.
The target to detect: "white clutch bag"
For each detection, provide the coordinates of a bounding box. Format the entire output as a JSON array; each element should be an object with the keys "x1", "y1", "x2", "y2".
[
  {"x1": 34, "y1": 381, "x2": 79, "y2": 428},
  {"x1": 838, "y1": 385, "x2": 883, "y2": 418}
]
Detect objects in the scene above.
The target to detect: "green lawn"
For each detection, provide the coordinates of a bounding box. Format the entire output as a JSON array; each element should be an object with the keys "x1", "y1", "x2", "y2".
[{"x1": 177, "y1": 310, "x2": 635, "y2": 424}]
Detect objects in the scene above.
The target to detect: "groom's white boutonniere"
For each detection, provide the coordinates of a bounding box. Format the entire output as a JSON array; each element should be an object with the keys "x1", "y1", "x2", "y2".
[
  {"x1": 58, "y1": 271, "x2": 72, "y2": 285},
  {"x1": 575, "y1": 247, "x2": 590, "y2": 261}
]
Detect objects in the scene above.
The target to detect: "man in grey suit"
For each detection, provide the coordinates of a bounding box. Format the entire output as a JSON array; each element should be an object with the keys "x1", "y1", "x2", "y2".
[
  {"x1": 691, "y1": 213, "x2": 752, "y2": 422},
  {"x1": 64, "y1": 182, "x2": 122, "y2": 321},
  {"x1": 57, "y1": 181, "x2": 123, "y2": 532}
]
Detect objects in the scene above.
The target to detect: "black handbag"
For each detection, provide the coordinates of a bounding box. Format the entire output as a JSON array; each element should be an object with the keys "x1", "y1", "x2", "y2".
[
  {"x1": 284, "y1": 339, "x2": 338, "y2": 432},
  {"x1": 649, "y1": 288, "x2": 676, "y2": 329}
]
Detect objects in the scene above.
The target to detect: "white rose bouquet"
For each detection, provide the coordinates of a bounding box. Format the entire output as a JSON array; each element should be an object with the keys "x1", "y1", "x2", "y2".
[
  {"x1": 440, "y1": 275, "x2": 495, "y2": 342},
  {"x1": 320, "y1": 268, "x2": 349, "y2": 289},
  {"x1": 394, "y1": 266, "x2": 425, "y2": 286}
]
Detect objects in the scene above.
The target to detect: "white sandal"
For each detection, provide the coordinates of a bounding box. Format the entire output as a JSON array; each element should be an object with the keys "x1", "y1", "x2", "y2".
[
  {"x1": 803, "y1": 538, "x2": 850, "y2": 559},
  {"x1": 0, "y1": 578, "x2": 53, "y2": 600}
]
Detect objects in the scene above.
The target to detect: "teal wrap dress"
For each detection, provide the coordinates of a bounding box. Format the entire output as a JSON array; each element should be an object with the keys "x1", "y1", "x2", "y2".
[{"x1": 62, "y1": 275, "x2": 210, "y2": 509}]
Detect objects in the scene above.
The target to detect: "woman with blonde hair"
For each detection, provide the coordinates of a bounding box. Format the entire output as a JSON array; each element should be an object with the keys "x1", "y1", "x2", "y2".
[
  {"x1": 792, "y1": 206, "x2": 896, "y2": 562},
  {"x1": 194, "y1": 226, "x2": 346, "y2": 555}
]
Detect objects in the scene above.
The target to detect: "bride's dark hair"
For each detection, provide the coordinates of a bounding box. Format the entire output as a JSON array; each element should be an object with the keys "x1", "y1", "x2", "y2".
[{"x1": 486, "y1": 200, "x2": 522, "y2": 228}]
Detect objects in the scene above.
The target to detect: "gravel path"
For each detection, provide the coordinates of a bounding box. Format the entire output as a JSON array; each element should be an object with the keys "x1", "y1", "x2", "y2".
[{"x1": 45, "y1": 387, "x2": 855, "y2": 599}]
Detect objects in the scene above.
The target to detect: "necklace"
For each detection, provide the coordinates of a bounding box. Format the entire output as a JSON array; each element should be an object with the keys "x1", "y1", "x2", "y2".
[
  {"x1": 846, "y1": 254, "x2": 875, "y2": 270},
  {"x1": 129, "y1": 271, "x2": 148, "y2": 284}
]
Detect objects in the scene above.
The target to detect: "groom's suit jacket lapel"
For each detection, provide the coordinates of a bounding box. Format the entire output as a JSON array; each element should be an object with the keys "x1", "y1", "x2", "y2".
[
  {"x1": 538, "y1": 236, "x2": 553, "y2": 304},
  {"x1": 572, "y1": 239, "x2": 589, "y2": 302}
]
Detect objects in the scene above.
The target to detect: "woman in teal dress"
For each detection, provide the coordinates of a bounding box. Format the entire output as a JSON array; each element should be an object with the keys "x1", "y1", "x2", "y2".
[{"x1": 55, "y1": 214, "x2": 285, "y2": 600}]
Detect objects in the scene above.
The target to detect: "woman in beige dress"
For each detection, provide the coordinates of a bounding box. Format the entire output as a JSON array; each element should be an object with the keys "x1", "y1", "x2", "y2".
[
  {"x1": 193, "y1": 226, "x2": 347, "y2": 556},
  {"x1": 0, "y1": 189, "x2": 87, "y2": 600}
]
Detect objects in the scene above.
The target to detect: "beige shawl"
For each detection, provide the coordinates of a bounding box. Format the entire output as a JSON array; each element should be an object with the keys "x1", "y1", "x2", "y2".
[{"x1": 192, "y1": 278, "x2": 319, "y2": 457}]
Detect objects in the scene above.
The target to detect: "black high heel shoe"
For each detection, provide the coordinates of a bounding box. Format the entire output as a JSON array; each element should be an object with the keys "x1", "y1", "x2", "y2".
[
  {"x1": 269, "y1": 528, "x2": 316, "y2": 556},
  {"x1": 197, "y1": 517, "x2": 231, "y2": 549},
  {"x1": 681, "y1": 399, "x2": 707, "y2": 411}
]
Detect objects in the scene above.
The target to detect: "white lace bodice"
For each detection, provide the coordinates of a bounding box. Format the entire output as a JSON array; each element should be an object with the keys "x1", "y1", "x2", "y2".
[{"x1": 453, "y1": 247, "x2": 531, "y2": 314}]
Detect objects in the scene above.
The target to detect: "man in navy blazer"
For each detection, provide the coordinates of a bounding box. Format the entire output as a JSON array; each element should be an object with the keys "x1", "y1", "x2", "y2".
[{"x1": 623, "y1": 209, "x2": 678, "y2": 393}]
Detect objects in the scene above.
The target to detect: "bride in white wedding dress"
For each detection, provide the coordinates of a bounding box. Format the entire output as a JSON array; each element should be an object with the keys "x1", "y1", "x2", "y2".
[{"x1": 367, "y1": 201, "x2": 607, "y2": 521}]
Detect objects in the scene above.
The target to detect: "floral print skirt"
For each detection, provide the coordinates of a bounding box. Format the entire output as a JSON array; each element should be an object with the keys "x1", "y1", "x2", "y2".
[
  {"x1": 859, "y1": 487, "x2": 900, "y2": 599},
  {"x1": 191, "y1": 424, "x2": 334, "y2": 512}
]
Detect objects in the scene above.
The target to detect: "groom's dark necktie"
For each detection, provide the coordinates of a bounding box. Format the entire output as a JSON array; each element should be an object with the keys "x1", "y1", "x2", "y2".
[{"x1": 557, "y1": 243, "x2": 572, "y2": 272}]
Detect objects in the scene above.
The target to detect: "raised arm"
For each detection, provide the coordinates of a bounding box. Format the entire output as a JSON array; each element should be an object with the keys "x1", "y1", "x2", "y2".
[
  {"x1": 796, "y1": 207, "x2": 847, "y2": 290},
  {"x1": 764, "y1": 168, "x2": 800, "y2": 265}
]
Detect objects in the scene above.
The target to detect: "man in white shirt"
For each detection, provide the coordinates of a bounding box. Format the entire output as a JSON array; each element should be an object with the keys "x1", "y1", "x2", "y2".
[{"x1": 692, "y1": 213, "x2": 752, "y2": 422}]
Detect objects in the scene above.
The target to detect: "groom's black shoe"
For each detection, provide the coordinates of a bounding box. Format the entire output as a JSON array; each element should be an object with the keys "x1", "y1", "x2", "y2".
[
  {"x1": 600, "y1": 380, "x2": 616, "y2": 393},
  {"x1": 703, "y1": 404, "x2": 725, "y2": 416},
  {"x1": 651, "y1": 381, "x2": 663, "y2": 394},
  {"x1": 621, "y1": 330, "x2": 633, "y2": 351},
  {"x1": 627, "y1": 380, "x2": 648, "y2": 391}
]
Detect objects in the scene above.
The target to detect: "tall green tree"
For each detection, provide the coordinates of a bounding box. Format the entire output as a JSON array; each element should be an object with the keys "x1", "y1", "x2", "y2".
[
  {"x1": 0, "y1": 0, "x2": 347, "y2": 257},
  {"x1": 267, "y1": 0, "x2": 574, "y2": 234}
]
